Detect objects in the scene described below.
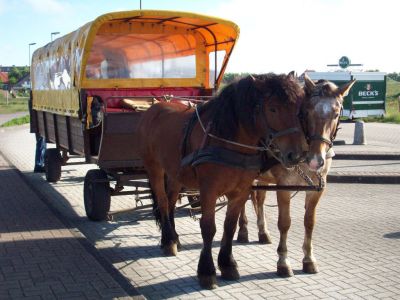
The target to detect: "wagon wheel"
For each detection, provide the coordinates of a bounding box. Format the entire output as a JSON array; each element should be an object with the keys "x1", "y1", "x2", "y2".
[
  {"x1": 45, "y1": 149, "x2": 62, "y2": 183},
  {"x1": 84, "y1": 169, "x2": 111, "y2": 221}
]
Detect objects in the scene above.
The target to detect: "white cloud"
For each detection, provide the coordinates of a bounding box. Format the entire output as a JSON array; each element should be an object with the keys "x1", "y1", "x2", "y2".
[{"x1": 25, "y1": 0, "x2": 71, "y2": 14}]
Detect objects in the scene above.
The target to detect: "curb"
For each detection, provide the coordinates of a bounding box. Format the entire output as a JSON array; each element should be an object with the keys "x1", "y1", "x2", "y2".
[
  {"x1": 328, "y1": 174, "x2": 400, "y2": 184},
  {"x1": 334, "y1": 153, "x2": 400, "y2": 160}
]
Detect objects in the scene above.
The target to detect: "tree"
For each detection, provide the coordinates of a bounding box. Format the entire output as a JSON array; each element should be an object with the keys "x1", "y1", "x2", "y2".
[
  {"x1": 387, "y1": 72, "x2": 400, "y2": 81},
  {"x1": 7, "y1": 66, "x2": 29, "y2": 88}
]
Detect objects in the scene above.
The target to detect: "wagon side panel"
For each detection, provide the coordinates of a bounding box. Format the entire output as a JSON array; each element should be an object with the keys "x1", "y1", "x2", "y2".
[{"x1": 97, "y1": 112, "x2": 144, "y2": 170}]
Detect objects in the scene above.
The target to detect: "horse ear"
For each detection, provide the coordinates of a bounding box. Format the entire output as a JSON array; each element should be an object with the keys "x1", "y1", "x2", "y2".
[
  {"x1": 338, "y1": 79, "x2": 356, "y2": 98},
  {"x1": 303, "y1": 73, "x2": 316, "y2": 95}
]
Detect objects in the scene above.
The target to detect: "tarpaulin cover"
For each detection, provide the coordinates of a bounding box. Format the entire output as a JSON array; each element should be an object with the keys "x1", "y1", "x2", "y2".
[{"x1": 31, "y1": 10, "x2": 239, "y2": 117}]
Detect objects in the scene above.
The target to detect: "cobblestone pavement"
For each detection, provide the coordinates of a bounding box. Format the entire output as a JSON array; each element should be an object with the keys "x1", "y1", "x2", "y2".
[
  {"x1": 1, "y1": 125, "x2": 400, "y2": 299},
  {"x1": 334, "y1": 122, "x2": 400, "y2": 154},
  {"x1": 0, "y1": 154, "x2": 138, "y2": 299}
]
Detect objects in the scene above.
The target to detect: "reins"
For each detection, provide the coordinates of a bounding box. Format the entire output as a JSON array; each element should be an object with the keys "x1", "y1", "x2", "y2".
[
  {"x1": 195, "y1": 104, "x2": 300, "y2": 154},
  {"x1": 195, "y1": 105, "x2": 268, "y2": 151}
]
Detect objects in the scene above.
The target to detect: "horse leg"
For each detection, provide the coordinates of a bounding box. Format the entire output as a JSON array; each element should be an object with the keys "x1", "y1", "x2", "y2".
[
  {"x1": 276, "y1": 190, "x2": 293, "y2": 277},
  {"x1": 218, "y1": 190, "x2": 249, "y2": 281},
  {"x1": 166, "y1": 177, "x2": 183, "y2": 250},
  {"x1": 302, "y1": 190, "x2": 323, "y2": 274},
  {"x1": 236, "y1": 193, "x2": 250, "y2": 243},
  {"x1": 145, "y1": 163, "x2": 179, "y2": 256},
  {"x1": 197, "y1": 190, "x2": 218, "y2": 289},
  {"x1": 255, "y1": 190, "x2": 272, "y2": 244}
]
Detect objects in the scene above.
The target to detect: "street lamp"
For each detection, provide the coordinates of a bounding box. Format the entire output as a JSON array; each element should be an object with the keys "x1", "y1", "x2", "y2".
[
  {"x1": 28, "y1": 42, "x2": 36, "y2": 67},
  {"x1": 28, "y1": 42, "x2": 36, "y2": 89},
  {"x1": 51, "y1": 31, "x2": 60, "y2": 41}
]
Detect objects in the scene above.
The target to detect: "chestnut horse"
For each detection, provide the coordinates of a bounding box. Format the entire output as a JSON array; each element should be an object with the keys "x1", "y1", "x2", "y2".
[
  {"x1": 137, "y1": 73, "x2": 306, "y2": 289},
  {"x1": 237, "y1": 74, "x2": 356, "y2": 276}
]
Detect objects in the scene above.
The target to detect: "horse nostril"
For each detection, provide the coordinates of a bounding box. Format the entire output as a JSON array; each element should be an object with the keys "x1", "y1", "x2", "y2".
[{"x1": 318, "y1": 157, "x2": 325, "y2": 168}]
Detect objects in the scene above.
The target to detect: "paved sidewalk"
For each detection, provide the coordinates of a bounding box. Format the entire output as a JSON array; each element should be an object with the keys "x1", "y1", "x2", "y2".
[
  {"x1": 0, "y1": 153, "x2": 141, "y2": 299},
  {"x1": 1, "y1": 123, "x2": 400, "y2": 299},
  {"x1": 334, "y1": 122, "x2": 400, "y2": 155}
]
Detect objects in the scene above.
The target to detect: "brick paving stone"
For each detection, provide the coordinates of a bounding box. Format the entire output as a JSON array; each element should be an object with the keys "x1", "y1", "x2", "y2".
[
  {"x1": 1, "y1": 124, "x2": 400, "y2": 299},
  {"x1": 0, "y1": 152, "x2": 136, "y2": 299}
]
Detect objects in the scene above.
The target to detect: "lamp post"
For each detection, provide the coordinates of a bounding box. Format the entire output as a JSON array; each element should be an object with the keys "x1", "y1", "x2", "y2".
[
  {"x1": 28, "y1": 42, "x2": 36, "y2": 91},
  {"x1": 28, "y1": 42, "x2": 36, "y2": 67},
  {"x1": 51, "y1": 31, "x2": 60, "y2": 41}
]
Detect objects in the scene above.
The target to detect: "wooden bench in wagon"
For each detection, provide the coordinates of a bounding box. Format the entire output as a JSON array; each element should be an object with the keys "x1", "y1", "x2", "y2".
[{"x1": 30, "y1": 10, "x2": 239, "y2": 221}]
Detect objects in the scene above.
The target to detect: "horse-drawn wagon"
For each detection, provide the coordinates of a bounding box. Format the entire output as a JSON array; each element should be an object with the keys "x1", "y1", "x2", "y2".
[{"x1": 30, "y1": 10, "x2": 240, "y2": 221}]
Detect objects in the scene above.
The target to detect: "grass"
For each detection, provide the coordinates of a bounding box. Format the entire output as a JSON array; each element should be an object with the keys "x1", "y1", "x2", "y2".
[
  {"x1": 0, "y1": 92, "x2": 29, "y2": 114},
  {"x1": 0, "y1": 114, "x2": 30, "y2": 128}
]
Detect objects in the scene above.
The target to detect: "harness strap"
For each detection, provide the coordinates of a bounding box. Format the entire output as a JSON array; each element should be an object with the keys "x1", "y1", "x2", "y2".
[
  {"x1": 266, "y1": 127, "x2": 300, "y2": 147},
  {"x1": 181, "y1": 146, "x2": 265, "y2": 171},
  {"x1": 195, "y1": 105, "x2": 267, "y2": 151},
  {"x1": 308, "y1": 135, "x2": 333, "y2": 148}
]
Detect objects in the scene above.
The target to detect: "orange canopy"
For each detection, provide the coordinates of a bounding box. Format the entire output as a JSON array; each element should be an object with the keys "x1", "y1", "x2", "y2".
[{"x1": 31, "y1": 10, "x2": 239, "y2": 116}]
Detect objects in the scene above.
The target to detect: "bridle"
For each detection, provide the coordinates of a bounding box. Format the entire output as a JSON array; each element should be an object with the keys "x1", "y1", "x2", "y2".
[
  {"x1": 195, "y1": 97, "x2": 301, "y2": 153},
  {"x1": 299, "y1": 102, "x2": 342, "y2": 149}
]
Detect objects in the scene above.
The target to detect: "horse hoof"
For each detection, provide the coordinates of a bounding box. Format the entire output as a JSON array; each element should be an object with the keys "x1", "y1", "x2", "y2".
[
  {"x1": 198, "y1": 274, "x2": 217, "y2": 289},
  {"x1": 303, "y1": 261, "x2": 319, "y2": 274},
  {"x1": 236, "y1": 233, "x2": 249, "y2": 244},
  {"x1": 162, "y1": 243, "x2": 178, "y2": 256},
  {"x1": 258, "y1": 233, "x2": 272, "y2": 244},
  {"x1": 277, "y1": 266, "x2": 294, "y2": 277},
  {"x1": 220, "y1": 266, "x2": 240, "y2": 281}
]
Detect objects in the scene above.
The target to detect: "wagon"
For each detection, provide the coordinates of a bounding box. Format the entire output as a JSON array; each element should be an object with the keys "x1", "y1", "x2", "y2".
[{"x1": 30, "y1": 10, "x2": 240, "y2": 221}]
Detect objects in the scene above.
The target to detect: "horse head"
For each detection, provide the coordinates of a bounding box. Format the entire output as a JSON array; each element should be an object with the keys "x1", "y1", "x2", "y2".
[
  {"x1": 248, "y1": 72, "x2": 307, "y2": 168},
  {"x1": 302, "y1": 74, "x2": 356, "y2": 171}
]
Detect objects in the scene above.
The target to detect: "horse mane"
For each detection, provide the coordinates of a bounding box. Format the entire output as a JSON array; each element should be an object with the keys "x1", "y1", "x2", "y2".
[{"x1": 199, "y1": 73, "x2": 303, "y2": 140}]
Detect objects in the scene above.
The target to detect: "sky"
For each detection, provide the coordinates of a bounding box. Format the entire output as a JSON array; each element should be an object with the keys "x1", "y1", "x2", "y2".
[{"x1": 0, "y1": 0, "x2": 398, "y2": 74}]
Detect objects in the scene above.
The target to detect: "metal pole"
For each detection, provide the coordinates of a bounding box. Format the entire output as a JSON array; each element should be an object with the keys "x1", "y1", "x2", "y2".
[
  {"x1": 51, "y1": 31, "x2": 60, "y2": 42},
  {"x1": 140, "y1": 0, "x2": 142, "y2": 9},
  {"x1": 28, "y1": 43, "x2": 36, "y2": 89}
]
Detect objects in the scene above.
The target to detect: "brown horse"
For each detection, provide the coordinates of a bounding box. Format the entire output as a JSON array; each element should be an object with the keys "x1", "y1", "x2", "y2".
[
  {"x1": 137, "y1": 73, "x2": 306, "y2": 289},
  {"x1": 237, "y1": 74, "x2": 356, "y2": 276}
]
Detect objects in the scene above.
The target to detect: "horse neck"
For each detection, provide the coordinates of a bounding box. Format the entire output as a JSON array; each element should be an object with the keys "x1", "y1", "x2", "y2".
[
  {"x1": 199, "y1": 98, "x2": 263, "y2": 154},
  {"x1": 237, "y1": 125, "x2": 264, "y2": 151}
]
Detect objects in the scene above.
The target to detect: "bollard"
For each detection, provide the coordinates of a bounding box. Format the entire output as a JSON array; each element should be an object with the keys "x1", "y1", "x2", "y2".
[{"x1": 353, "y1": 120, "x2": 367, "y2": 145}]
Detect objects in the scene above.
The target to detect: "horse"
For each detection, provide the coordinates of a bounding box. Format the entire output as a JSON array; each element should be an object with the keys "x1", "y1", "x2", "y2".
[
  {"x1": 137, "y1": 73, "x2": 307, "y2": 289},
  {"x1": 236, "y1": 74, "x2": 356, "y2": 277}
]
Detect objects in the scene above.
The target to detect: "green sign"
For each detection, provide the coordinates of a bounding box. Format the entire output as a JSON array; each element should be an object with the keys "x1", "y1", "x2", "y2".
[{"x1": 339, "y1": 56, "x2": 350, "y2": 69}]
